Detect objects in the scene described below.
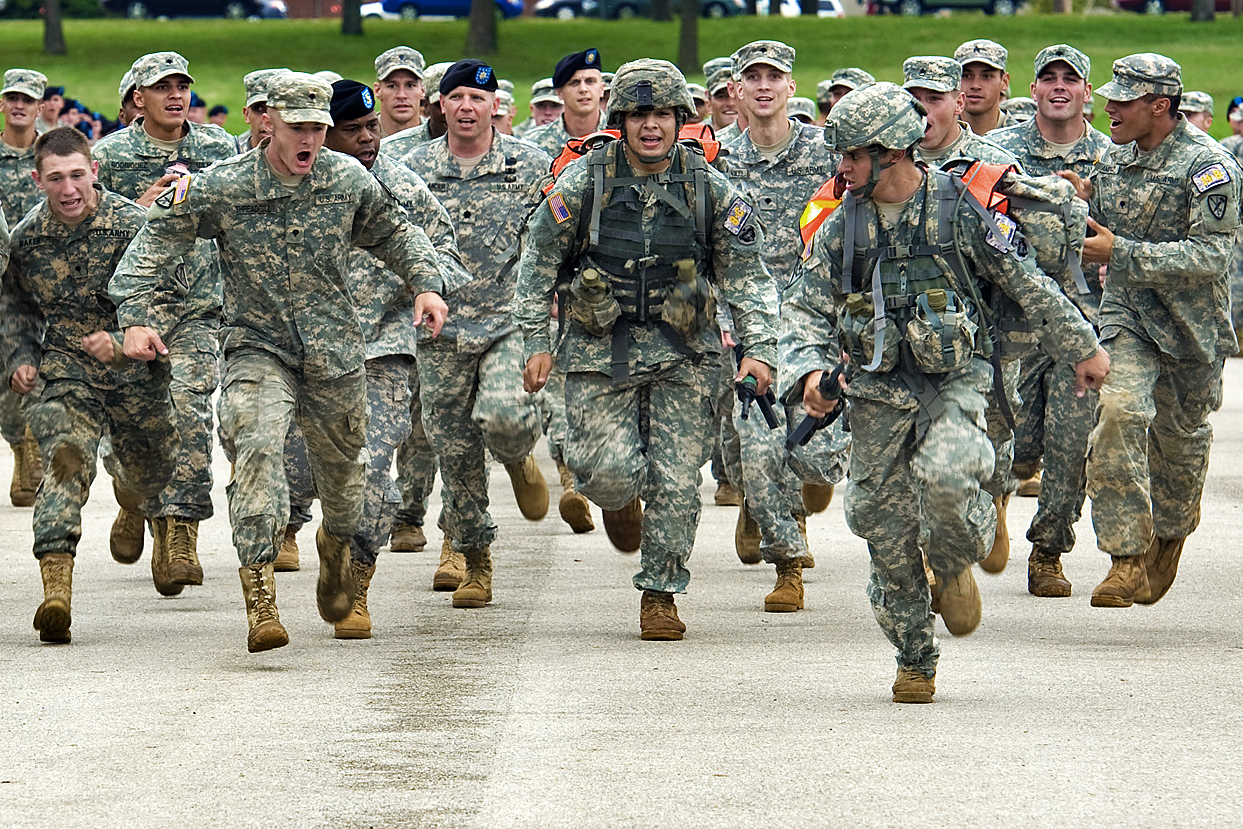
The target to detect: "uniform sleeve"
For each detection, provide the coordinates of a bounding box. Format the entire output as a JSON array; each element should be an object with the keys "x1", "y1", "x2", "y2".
[
  {"x1": 512, "y1": 183, "x2": 584, "y2": 361},
  {"x1": 709, "y1": 180, "x2": 779, "y2": 368},
  {"x1": 778, "y1": 217, "x2": 843, "y2": 404},
  {"x1": 351, "y1": 173, "x2": 447, "y2": 296},
  {"x1": 0, "y1": 205, "x2": 9, "y2": 274},
  {"x1": 1, "y1": 256, "x2": 44, "y2": 382}
]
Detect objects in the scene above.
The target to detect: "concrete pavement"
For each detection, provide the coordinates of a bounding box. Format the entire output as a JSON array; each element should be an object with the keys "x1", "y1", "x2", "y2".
[{"x1": 1, "y1": 363, "x2": 1242, "y2": 828}]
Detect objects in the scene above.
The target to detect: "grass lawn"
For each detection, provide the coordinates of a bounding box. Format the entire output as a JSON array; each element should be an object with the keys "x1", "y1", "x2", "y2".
[{"x1": 3, "y1": 13, "x2": 1243, "y2": 136}]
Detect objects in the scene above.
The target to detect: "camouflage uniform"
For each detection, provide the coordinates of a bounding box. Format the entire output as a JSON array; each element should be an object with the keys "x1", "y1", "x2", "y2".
[
  {"x1": 402, "y1": 129, "x2": 550, "y2": 555},
  {"x1": 1221, "y1": 134, "x2": 1243, "y2": 338},
  {"x1": 783, "y1": 83, "x2": 1099, "y2": 678},
  {"x1": 379, "y1": 62, "x2": 450, "y2": 160},
  {"x1": 524, "y1": 110, "x2": 608, "y2": 158},
  {"x1": 1086, "y1": 56, "x2": 1241, "y2": 567},
  {"x1": 1, "y1": 187, "x2": 179, "y2": 560},
  {"x1": 109, "y1": 114, "x2": 448, "y2": 567}
]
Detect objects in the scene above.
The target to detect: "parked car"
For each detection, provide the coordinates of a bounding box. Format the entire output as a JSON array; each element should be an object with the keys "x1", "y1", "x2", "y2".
[
  {"x1": 379, "y1": 0, "x2": 522, "y2": 18},
  {"x1": 582, "y1": 0, "x2": 745, "y2": 18},
  {"x1": 1114, "y1": 0, "x2": 1231, "y2": 12},
  {"x1": 870, "y1": 0, "x2": 1014, "y2": 13},
  {"x1": 362, "y1": 0, "x2": 400, "y2": 17},
  {"x1": 533, "y1": 0, "x2": 585, "y2": 17},
  {"x1": 101, "y1": 0, "x2": 285, "y2": 17}
]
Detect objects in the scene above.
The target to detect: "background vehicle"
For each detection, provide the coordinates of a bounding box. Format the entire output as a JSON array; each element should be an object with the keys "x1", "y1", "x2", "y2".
[
  {"x1": 1113, "y1": 0, "x2": 1231, "y2": 12},
  {"x1": 361, "y1": 0, "x2": 399, "y2": 17},
  {"x1": 101, "y1": 0, "x2": 286, "y2": 17},
  {"x1": 533, "y1": 0, "x2": 585, "y2": 18},
  {"x1": 583, "y1": 0, "x2": 746, "y2": 19},
  {"x1": 379, "y1": 0, "x2": 522, "y2": 18},
  {"x1": 870, "y1": 0, "x2": 1015, "y2": 13}
]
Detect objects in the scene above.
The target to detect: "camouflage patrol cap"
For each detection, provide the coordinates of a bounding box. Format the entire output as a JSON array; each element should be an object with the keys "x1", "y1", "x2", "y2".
[
  {"x1": 733, "y1": 40, "x2": 795, "y2": 76},
  {"x1": 375, "y1": 46, "x2": 425, "y2": 81},
  {"x1": 1096, "y1": 53, "x2": 1181, "y2": 102},
  {"x1": 314, "y1": 70, "x2": 344, "y2": 84},
  {"x1": 423, "y1": 62, "x2": 453, "y2": 104},
  {"x1": 903, "y1": 56, "x2": 961, "y2": 93},
  {"x1": 118, "y1": 69, "x2": 136, "y2": 99},
  {"x1": 131, "y1": 52, "x2": 195, "y2": 89},
  {"x1": 824, "y1": 82, "x2": 926, "y2": 153},
  {"x1": 498, "y1": 78, "x2": 515, "y2": 94},
  {"x1": 267, "y1": 72, "x2": 334, "y2": 126},
  {"x1": 955, "y1": 39, "x2": 1007, "y2": 71},
  {"x1": 1034, "y1": 44, "x2": 1090, "y2": 80},
  {"x1": 787, "y1": 96, "x2": 816, "y2": 123},
  {"x1": 495, "y1": 89, "x2": 515, "y2": 117},
  {"x1": 602, "y1": 72, "x2": 615, "y2": 90},
  {"x1": 829, "y1": 67, "x2": 875, "y2": 92},
  {"x1": 1001, "y1": 96, "x2": 1036, "y2": 122},
  {"x1": 815, "y1": 80, "x2": 834, "y2": 105},
  {"x1": 243, "y1": 68, "x2": 291, "y2": 107},
  {"x1": 703, "y1": 57, "x2": 733, "y2": 95},
  {"x1": 605, "y1": 58, "x2": 695, "y2": 125},
  {"x1": 1180, "y1": 90, "x2": 1214, "y2": 115},
  {"x1": 530, "y1": 78, "x2": 560, "y2": 105},
  {"x1": 687, "y1": 82, "x2": 707, "y2": 104},
  {"x1": 2, "y1": 68, "x2": 47, "y2": 101}
]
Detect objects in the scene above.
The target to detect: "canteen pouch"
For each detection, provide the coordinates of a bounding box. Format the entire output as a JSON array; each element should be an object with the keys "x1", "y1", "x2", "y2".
[
  {"x1": 906, "y1": 288, "x2": 978, "y2": 375},
  {"x1": 839, "y1": 292, "x2": 899, "y2": 374},
  {"x1": 660, "y1": 258, "x2": 716, "y2": 341},
  {"x1": 567, "y1": 267, "x2": 622, "y2": 338}
]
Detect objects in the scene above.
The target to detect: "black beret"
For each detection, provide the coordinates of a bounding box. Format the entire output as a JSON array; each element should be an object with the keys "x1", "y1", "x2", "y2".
[
  {"x1": 330, "y1": 79, "x2": 376, "y2": 123},
  {"x1": 43, "y1": 85, "x2": 64, "y2": 100},
  {"x1": 439, "y1": 60, "x2": 498, "y2": 97},
  {"x1": 209, "y1": 104, "x2": 229, "y2": 116},
  {"x1": 552, "y1": 48, "x2": 601, "y2": 89}
]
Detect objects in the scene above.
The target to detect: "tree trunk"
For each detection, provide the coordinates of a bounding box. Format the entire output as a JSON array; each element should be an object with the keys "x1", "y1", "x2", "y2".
[
  {"x1": 465, "y1": 0, "x2": 498, "y2": 55},
  {"x1": 1052, "y1": 0, "x2": 1070, "y2": 11},
  {"x1": 43, "y1": 0, "x2": 67, "y2": 56},
  {"x1": 1233, "y1": 0, "x2": 1241, "y2": 18},
  {"x1": 652, "y1": 0, "x2": 673, "y2": 20},
  {"x1": 341, "y1": 0, "x2": 363, "y2": 34},
  {"x1": 1191, "y1": 0, "x2": 1215, "y2": 20},
  {"x1": 678, "y1": 0, "x2": 699, "y2": 74}
]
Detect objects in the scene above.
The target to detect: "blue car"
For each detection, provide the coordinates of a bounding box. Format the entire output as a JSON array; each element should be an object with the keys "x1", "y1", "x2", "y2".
[{"x1": 380, "y1": 0, "x2": 524, "y2": 18}]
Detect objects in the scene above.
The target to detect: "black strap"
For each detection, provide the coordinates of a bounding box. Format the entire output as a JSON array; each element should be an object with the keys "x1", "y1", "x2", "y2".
[{"x1": 611, "y1": 320, "x2": 629, "y2": 386}]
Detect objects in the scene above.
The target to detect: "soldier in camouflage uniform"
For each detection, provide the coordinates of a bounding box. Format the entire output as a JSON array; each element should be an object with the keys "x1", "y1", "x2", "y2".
[
  {"x1": 512, "y1": 78, "x2": 562, "y2": 140},
  {"x1": 379, "y1": 62, "x2": 450, "y2": 181},
  {"x1": 525, "y1": 49, "x2": 607, "y2": 158},
  {"x1": 990, "y1": 44, "x2": 1112, "y2": 597},
  {"x1": 0, "y1": 68, "x2": 50, "y2": 509},
  {"x1": 400, "y1": 60, "x2": 551, "y2": 608},
  {"x1": 1223, "y1": 104, "x2": 1243, "y2": 347},
  {"x1": 109, "y1": 73, "x2": 451, "y2": 653},
  {"x1": 703, "y1": 57, "x2": 738, "y2": 137},
  {"x1": 712, "y1": 52, "x2": 748, "y2": 147},
  {"x1": 1179, "y1": 92, "x2": 1214, "y2": 133},
  {"x1": 955, "y1": 40, "x2": 1014, "y2": 136},
  {"x1": 515, "y1": 59, "x2": 779, "y2": 641},
  {"x1": 92, "y1": 52, "x2": 238, "y2": 597},
  {"x1": 2, "y1": 128, "x2": 179, "y2": 645},
  {"x1": 235, "y1": 68, "x2": 290, "y2": 154},
  {"x1": 720, "y1": 40, "x2": 847, "y2": 613},
  {"x1": 375, "y1": 46, "x2": 425, "y2": 139},
  {"x1": 784, "y1": 83, "x2": 1107, "y2": 702},
  {"x1": 817, "y1": 67, "x2": 875, "y2": 124},
  {"x1": 1064, "y1": 55, "x2": 1241, "y2": 608}
]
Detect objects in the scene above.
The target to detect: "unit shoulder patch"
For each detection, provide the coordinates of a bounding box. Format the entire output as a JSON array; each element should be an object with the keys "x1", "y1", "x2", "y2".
[
  {"x1": 1208, "y1": 193, "x2": 1228, "y2": 221},
  {"x1": 1192, "y1": 162, "x2": 1231, "y2": 194},
  {"x1": 984, "y1": 210, "x2": 1018, "y2": 252},
  {"x1": 723, "y1": 196, "x2": 754, "y2": 237}
]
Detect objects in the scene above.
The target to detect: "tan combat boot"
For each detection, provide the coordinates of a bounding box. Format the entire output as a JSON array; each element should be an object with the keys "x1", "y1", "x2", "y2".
[
  {"x1": 1017, "y1": 469, "x2": 1042, "y2": 498},
  {"x1": 315, "y1": 526, "x2": 357, "y2": 623},
  {"x1": 505, "y1": 455, "x2": 549, "y2": 521},
  {"x1": 274, "y1": 525, "x2": 300, "y2": 572},
  {"x1": 1136, "y1": 536, "x2": 1185, "y2": 605},
  {"x1": 602, "y1": 497, "x2": 642, "y2": 553},
  {"x1": 1028, "y1": 548, "x2": 1072, "y2": 598},
  {"x1": 556, "y1": 460, "x2": 594, "y2": 534},
  {"x1": 149, "y1": 517, "x2": 184, "y2": 597},
  {"x1": 801, "y1": 482, "x2": 834, "y2": 514},
  {"x1": 239, "y1": 563, "x2": 288, "y2": 652},
  {"x1": 713, "y1": 481, "x2": 743, "y2": 507},
  {"x1": 892, "y1": 668, "x2": 935, "y2": 704},
  {"x1": 794, "y1": 513, "x2": 815, "y2": 569},
  {"x1": 937, "y1": 567, "x2": 981, "y2": 636},
  {"x1": 165, "y1": 517, "x2": 204, "y2": 586},
  {"x1": 10, "y1": 426, "x2": 41, "y2": 508},
  {"x1": 433, "y1": 536, "x2": 465, "y2": 591},
  {"x1": 734, "y1": 500, "x2": 762, "y2": 565},
  {"x1": 335, "y1": 560, "x2": 376, "y2": 640},
  {"x1": 33, "y1": 552, "x2": 73, "y2": 644},
  {"x1": 452, "y1": 547, "x2": 493, "y2": 608},
  {"x1": 980, "y1": 494, "x2": 1010, "y2": 574},
  {"x1": 1090, "y1": 555, "x2": 1150, "y2": 608},
  {"x1": 764, "y1": 559, "x2": 804, "y2": 613},
  {"x1": 389, "y1": 523, "x2": 427, "y2": 552},
  {"x1": 639, "y1": 590, "x2": 686, "y2": 641},
  {"x1": 109, "y1": 481, "x2": 145, "y2": 564}
]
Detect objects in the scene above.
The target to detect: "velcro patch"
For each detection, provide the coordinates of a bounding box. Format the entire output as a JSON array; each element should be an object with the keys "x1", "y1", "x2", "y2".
[
  {"x1": 548, "y1": 192, "x2": 571, "y2": 224},
  {"x1": 985, "y1": 211, "x2": 1018, "y2": 252},
  {"x1": 1192, "y1": 162, "x2": 1231, "y2": 193},
  {"x1": 172, "y1": 174, "x2": 191, "y2": 205},
  {"x1": 1208, "y1": 193, "x2": 1228, "y2": 221},
  {"x1": 723, "y1": 196, "x2": 754, "y2": 236}
]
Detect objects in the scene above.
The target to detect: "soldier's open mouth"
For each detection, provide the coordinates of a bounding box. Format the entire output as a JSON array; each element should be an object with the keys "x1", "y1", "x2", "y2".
[{"x1": 297, "y1": 151, "x2": 311, "y2": 163}]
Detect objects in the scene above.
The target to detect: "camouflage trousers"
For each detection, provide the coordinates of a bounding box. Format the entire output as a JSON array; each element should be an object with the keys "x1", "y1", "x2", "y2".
[
  {"x1": 0, "y1": 383, "x2": 29, "y2": 446},
  {"x1": 846, "y1": 360, "x2": 996, "y2": 676},
  {"x1": 541, "y1": 360, "x2": 568, "y2": 464},
  {"x1": 419, "y1": 331, "x2": 543, "y2": 554},
  {"x1": 218, "y1": 349, "x2": 367, "y2": 566},
  {"x1": 1087, "y1": 330, "x2": 1222, "y2": 558},
  {"x1": 1013, "y1": 350, "x2": 1097, "y2": 555},
  {"x1": 1230, "y1": 231, "x2": 1243, "y2": 334},
  {"x1": 564, "y1": 360, "x2": 717, "y2": 594},
  {"x1": 26, "y1": 370, "x2": 178, "y2": 559},
  {"x1": 982, "y1": 357, "x2": 1020, "y2": 500},
  {"x1": 712, "y1": 351, "x2": 741, "y2": 486},
  {"x1": 392, "y1": 358, "x2": 439, "y2": 530}
]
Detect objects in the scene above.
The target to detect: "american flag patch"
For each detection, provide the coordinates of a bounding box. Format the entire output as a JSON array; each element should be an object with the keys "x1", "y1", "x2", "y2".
[{"x1": 549, "y1": 192, "x2": 570, "y2": 224}]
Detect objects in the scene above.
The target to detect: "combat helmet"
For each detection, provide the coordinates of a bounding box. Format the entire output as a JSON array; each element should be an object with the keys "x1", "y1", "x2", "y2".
[
  {"x1": 824, "y1": 81, "x2": 926, "y2": 197},
  {"x1": 605, "y1": 59, "x2": 696, "y2": 128}
]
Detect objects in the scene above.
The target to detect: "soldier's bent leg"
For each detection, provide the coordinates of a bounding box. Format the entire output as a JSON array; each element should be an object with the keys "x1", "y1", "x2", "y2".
[
  {"x1": 296, "y1": 368, "x2": 368, "y2": 541},
  {"x1": 0, "y1": 384, "x2": 29, "y2": 448},
  {"x1": 353, "y1": 356, "x2": 414, "y2": 566},
  {"x1": 735, "y1": 399, "x2": 805, "y2": 565},
  {"x1": 283, "y1": 422, "x2": 316, "y2": 532},
  {"x1": 1027, "y1": 357, "x2": 1095, "y2": 556},
  {"x1": 393, "y1": 357, "x2": 438, "y2": 536},
  {"x1": 473, "y1": 331, "x2": 544, "y2": 465},
  {"x1": 563, "y1": 371, "x2": 647, "y2": 511},
  {"x1": 1148, "y1": 355, "x2": 1222, "y2": 540},
  {"x1": 1012, "y1": 351, "x2": 1052, "y2": 478}
]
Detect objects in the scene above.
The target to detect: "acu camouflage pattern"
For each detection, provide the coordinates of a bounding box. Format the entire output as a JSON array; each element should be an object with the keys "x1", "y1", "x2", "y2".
[
  {"x1": 606, "y1": 59, "x2": 697, "y2": 124},
  {"x1": 523, "y1": 111, "x2": 609, "y2": 158},
  {"x1": 903, "y1": 56, "x2": 961, "y2": 94},
  {"x1": 915, "y1": 124, "x2": 1020, "y2": 169},
  {"x1": 0, "y1": 140, "x2": 44, "y2": 226},
  {"x1": 1221, "y1": 135, "x2": 1243, "y2": 335},
  {"x1": 380, "y1": 121, "x2": 432, "y2": 158},
  {"x1": 1096, "y1": 53, "x2": 1182, "y2": 102},
  {"x1": 2, "y1": 68, "x2": 47, "y2": 101},
  {"x1": 393, "y1": 359, "x2": 440, "y2": 530},
  {"x1": 827, "y1": 67, "x2": 875, "y2": 94}
]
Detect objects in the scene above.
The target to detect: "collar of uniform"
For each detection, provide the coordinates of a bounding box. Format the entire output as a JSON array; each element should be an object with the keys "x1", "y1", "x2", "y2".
[
  {"x1": 126, "y1": 116, "x2": 192, "y2": 157},
  {"x1": 0, "y1": 139, "x2": 33, "y2": 159},
  {"x1": 734, "y1": 118, "x2": 805, "y2": 166},
  {"x1": 1019, "y1": 116, "x2": 1108, "y2": 165},
  {"x1": 253, "y1": 136, "x2": 324, "y2": 198},
  {"x1": 1114, "y1": 115, "x2": 1187, "y2": 170},
  {"x1": 435, "y1": 128, "x2": 508, "y2": 180}
]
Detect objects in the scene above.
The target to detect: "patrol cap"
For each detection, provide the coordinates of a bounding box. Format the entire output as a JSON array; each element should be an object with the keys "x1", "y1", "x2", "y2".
[
  {"x1": 1002, "y1": 96, "x2": 1036, "y2": 122},
  {"x1": 703, "y1": 57, "x2": 733, "y2": 95},
  {"x1": 440, "y1": 60, "x2": 498, "y2": 96},
  {"x1": 1180, "y1": 90, "x2": 1213, "y2": 115},
  {"x1": 1034, "y1": 44, "x2": 1090, "y2": 80},
  {"x1": 375, "y1": 46, "x2": 425, "y2": 81},
  {"x1": 243, "y1": 68, "x2": 291, "y2": 108},
  {"x1": 552, "y1": 48, "x2": 601, "y2": 89},
  {"x1": 495, "y1": 89, "x2": 515, "y2": 117},
  {"x1": 267, "y1": 72, "x2": 334, "y2": 126},
  {"x1": 329, "y1": 79, "x2": 376, "y2": 123},
  {"x1": 733, "y1": 40, "x2": 795, "y2": 75},
  {"x1": 498, "y1": 78, "x2": 515, "y2": 94},
  {"x1": 687, "y1": 82, "x2": 707, "y2": 104},
  {"x1": 903, "y1": 56, "x2": 961, "y2": 93},
  {"x1": 314, "y1": 70, "x2": 343, "y2": 84},
  {"x1": 2, "y1": 68, "x2": 47, "y2": 101},
  {"x1": 815, "y1": 80, "x2": 833, "y2": 105},
  {"x1": 118, "y1": 69, "x2": 136, "y2": 99},
  {"x1": 955, "y1": 39, "x2": 1007, "y2": 71},
  {"x1": 130, "y1": 52, "x2": 195, "y2": 89},
  {"x1": 1096, "y1": 53, "x2": 1182, "y2": 102},
  {"x1": 787, "y1": 96, "x2": 816, "y2": 123},
  {"x1": 829, "y1": 67, "x2": 875, "y2": 92},
  {"x1": 530, "y1": 78, "x2": 560, "y2": 105},
  {"x1": 423, "y1": 62, "x2": 453, "y2": 104}
]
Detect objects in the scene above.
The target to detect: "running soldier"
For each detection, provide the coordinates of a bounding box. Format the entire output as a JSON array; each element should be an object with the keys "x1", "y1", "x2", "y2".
[
  {"x1": 524, "y1": 49, "x2": 607, "y2": 157},
  {"x1": 955, "y1": 39, "x2": 1014, "y2": 135},
  {"x1": 375, "y1": 46, "x2": 425, "y2": 138}
]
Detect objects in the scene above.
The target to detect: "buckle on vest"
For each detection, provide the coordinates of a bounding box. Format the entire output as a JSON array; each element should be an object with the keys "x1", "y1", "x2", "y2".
[{"x1": 888, "y1": 244, "x2": 912, "y2": 259}]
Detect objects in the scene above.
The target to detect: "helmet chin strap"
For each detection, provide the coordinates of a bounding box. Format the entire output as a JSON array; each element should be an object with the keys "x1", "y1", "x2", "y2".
[{"x1": 855, "y1": 146, "x2": 900, "y2": 200}]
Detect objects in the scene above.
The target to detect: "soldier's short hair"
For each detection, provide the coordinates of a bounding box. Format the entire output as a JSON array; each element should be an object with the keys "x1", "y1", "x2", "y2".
[{"x1": 34, "y1": 126, "x2": 92, "y2": 171}]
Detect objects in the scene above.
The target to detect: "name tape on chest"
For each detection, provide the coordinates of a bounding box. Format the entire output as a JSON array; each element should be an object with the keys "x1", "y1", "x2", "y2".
[{"x1": 1192, "y1": 162, "x2": 1232, "y2": 194}]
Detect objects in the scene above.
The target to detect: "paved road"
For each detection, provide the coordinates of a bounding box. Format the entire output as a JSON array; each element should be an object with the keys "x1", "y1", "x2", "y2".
[{"x1": 2, "y1": 363, "x2": 1242, "y2": 829}]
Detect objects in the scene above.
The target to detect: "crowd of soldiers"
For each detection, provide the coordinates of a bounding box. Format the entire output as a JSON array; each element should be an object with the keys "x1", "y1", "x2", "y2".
[{"x1": 0, "y1": 32, "x2": 1238, "y2": 705}]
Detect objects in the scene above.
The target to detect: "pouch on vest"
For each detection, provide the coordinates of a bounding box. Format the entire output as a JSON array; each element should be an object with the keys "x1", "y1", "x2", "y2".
[
  {"x1": 839, "y1": 292, "x2": 899, "y2": 373},
  {"x1": 660, "y1": 258, "x2": 716, "y2": 341},
  {"x1": 906, "y1": 288, "x2": 978, "y2": 375},
  {"x1": 567, "y1": 266, "x2": 622, "y2": 338}
]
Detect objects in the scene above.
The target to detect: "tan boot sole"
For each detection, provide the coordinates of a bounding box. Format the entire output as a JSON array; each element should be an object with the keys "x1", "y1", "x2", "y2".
[
  {"x1": 247, "y1": 621, "x2": 289, "y2": 652},
  {"x1": 34, "y1": 599, "x2": 71, "y2": 644},
  {"x1": 893, "y1": 689, "x2": 934, "y2": 704},
  {"x1": 640, "y1": 629, "x2": 684, "y2": 641},
  {"x1": 334, "y1": 620, "x2": 372, "y2": 640},
  {"x1": 763, "y1": 599, "x2": 802, "y2": 613},
  {"x1": 1090, "y1": 592, "x2": 1133, "y2": 608},
  {"x1": 559, "y1": 491, "x2": 595, "y2": 534}
]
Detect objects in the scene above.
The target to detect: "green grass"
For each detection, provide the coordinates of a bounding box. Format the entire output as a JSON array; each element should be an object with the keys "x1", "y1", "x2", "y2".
[{"x1": 3, "y1": 14, "x2": 1243, "y2": 136}]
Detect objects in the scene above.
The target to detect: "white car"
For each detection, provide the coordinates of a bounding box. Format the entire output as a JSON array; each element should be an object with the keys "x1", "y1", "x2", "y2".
[
  {"x1": 362, "y1": 1, "x2": 401, "y2": 18},
  {"x1": 761, "y1": 0, "x2": 844, "y2": 14}
]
